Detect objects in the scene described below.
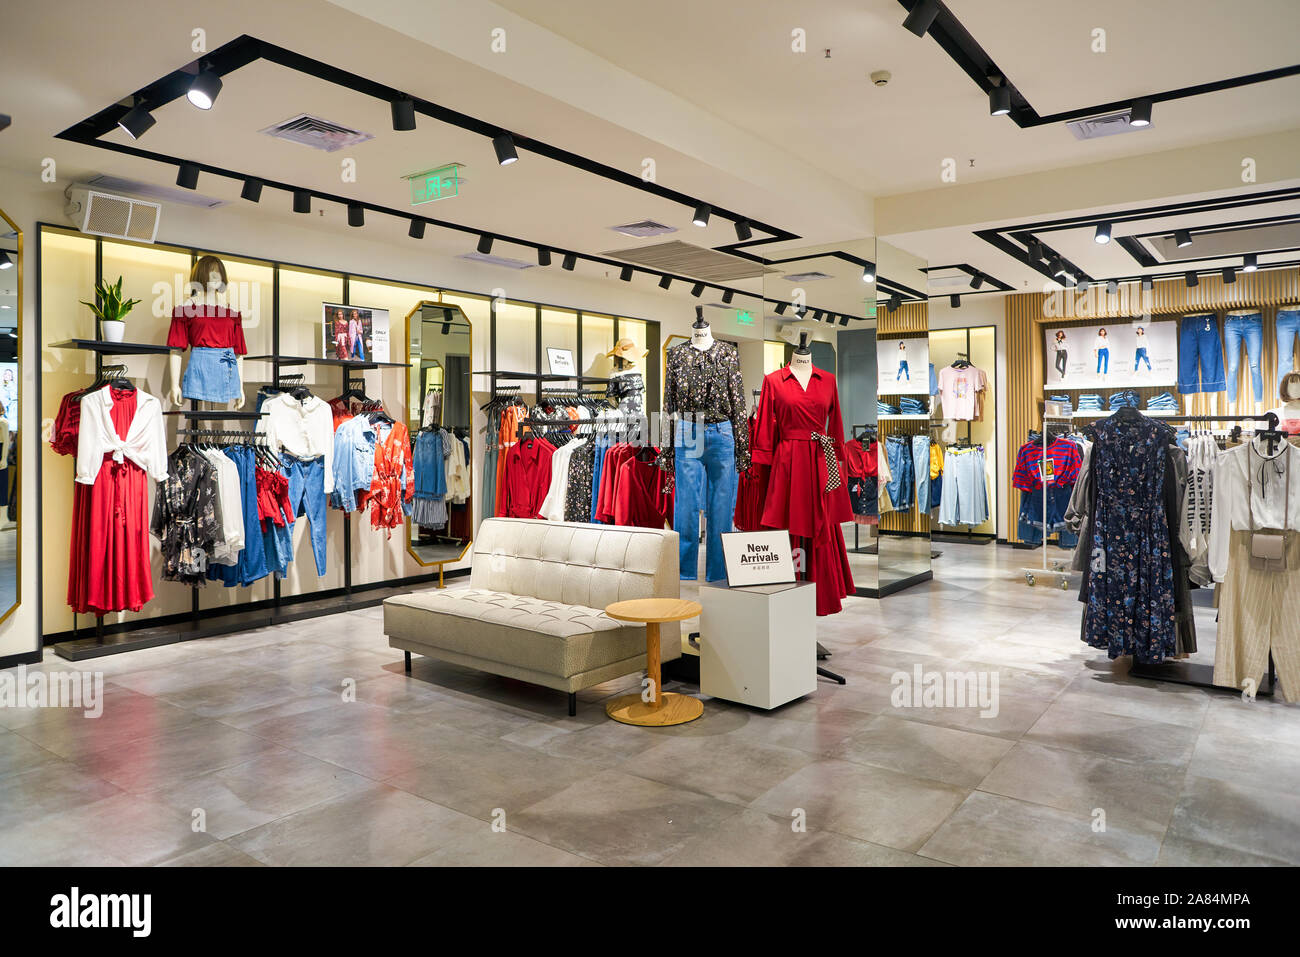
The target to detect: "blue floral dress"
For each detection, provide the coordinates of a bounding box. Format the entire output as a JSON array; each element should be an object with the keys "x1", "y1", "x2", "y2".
[{"x1": 1082, "y1": 415, "x2": 1177, "y2": 663}]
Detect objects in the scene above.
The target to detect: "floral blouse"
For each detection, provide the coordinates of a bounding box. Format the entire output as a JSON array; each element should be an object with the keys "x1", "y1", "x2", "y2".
[
  {"x1": 662, "y1": 340, "x2": 750, "y2": 471},
  {"x1": 151, "y1": 446, "x2": 224, "y2": 585}
]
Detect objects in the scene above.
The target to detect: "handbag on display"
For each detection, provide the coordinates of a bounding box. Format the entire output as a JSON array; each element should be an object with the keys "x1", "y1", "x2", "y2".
[{"x1": 1247, "y1": 443, "x2": 1292, "y2": 572}]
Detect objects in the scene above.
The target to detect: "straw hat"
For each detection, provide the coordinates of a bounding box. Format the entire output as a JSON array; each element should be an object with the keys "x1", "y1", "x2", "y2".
[{"x1": 606, "y1": 337, "x2": 648, "y2": 361}]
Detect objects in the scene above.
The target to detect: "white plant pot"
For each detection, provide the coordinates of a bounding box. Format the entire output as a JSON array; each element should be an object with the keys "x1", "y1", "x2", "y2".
[{"x1": 101, "y1": 320, "x2": 126, "y2": 343}]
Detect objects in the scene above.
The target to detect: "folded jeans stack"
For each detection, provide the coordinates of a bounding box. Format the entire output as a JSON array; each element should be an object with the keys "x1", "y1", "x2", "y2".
[
  {"x1": 877, "y1": 400, "x2": 900, "y2": 416},
  {"x1": 1076, "y1": 393, "x2": 1104, "y2": 413},
  {"x1": 1047, "y1": 393, "x2": 1073, "y2": 416},
  {"x1": 1108, "y1": 390, "x2": 1139, "y2": 410},
  {"x1": 899, "y1": 397, "x2": 928, "y2": 416},
  {"x1": 1146, "y1": 391, "x2": 1179, "y2": 413}
]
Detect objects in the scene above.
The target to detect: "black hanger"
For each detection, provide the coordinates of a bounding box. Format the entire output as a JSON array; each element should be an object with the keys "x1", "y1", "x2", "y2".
[{"x1": 1113, "y1": 406, "x2": 1143, "y2": 422}]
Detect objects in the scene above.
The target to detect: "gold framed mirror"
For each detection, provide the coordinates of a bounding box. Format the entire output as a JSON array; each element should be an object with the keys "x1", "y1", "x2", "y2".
[
  {"x1": 0, "y1": 209, "x2": 20, "y2": 624},
  {"x1": 404, "y1": 300, "x2": 473, "y2": 573}
]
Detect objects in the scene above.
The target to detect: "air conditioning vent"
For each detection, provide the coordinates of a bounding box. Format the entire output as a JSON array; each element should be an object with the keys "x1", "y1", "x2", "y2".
[
  {"x1": 85, "y1": 173, "x2": 225, "y2": 209},
  {"x1": 458, "y1": 252, "x2": 535, "y2": 270},
  {"x1": 604, "y1": 240, "x2": 770, "y2": 282},
  {"x1": 1067, "y1": 109, "x2": 1151, "y2": 140},
  {"x1": 66, "y1": 187, "x2": 162, "y2": 243},
  {"x1": 783, "y1": 271, "x2": 833, "y2": 282},
  {"x1": 609, "y1": 220, "x2": 678, "y2": 238},
  {"x1": 260, "y1": 114, "x2": 374, "y2": 152}
]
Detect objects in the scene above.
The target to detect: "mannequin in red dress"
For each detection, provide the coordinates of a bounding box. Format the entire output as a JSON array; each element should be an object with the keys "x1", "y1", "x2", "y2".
[{"x1": 751, "y1": 347, "x2": 855, "y2": 615}]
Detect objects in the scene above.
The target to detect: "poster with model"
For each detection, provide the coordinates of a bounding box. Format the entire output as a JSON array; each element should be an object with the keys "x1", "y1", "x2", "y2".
[
  {"x1": 322, "y1": 303, "x2": 390, "y2": 363},
  {"x1": 1043, "y1": 319, "x2": 1177, "y2": 389},
  {"x1": 877, "y1": 336, "x2": 930, "y2": 395}
]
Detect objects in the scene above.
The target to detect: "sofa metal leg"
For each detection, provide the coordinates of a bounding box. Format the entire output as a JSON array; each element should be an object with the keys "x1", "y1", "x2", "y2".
[
  {"x1": 404, "y1": 650, "x2": 411, "y2": 674},
  {"x1": 568, "y1": 692, "x2": 577, "y2": 717}
]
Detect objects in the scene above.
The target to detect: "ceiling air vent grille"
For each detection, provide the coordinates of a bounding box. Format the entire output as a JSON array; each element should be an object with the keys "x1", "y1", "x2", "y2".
[
  {"x1": 85, "y1": 173, "x2": 225, "y2": 209},
  {"x1": 458, "y1": 252, "x2": 535, "y2": 270},
  {"x1": 260, "y1": 114, "x2": 374, "y2": 152},
  {"x1": 74, "y1": 189, "x2": 162, "y2": 243},
  {"x1": 782, "y1": 271, "x2": 832, "y2": 282},
  {"x1": 604, "y1": 241, "x2": 770, "y2": 282},
  {"x1": 1067, "y1": 109, "x2": 1151, "y2": 141},
  {"x1": 609, "y1": 220, "x2": 678, "y2": 238}
]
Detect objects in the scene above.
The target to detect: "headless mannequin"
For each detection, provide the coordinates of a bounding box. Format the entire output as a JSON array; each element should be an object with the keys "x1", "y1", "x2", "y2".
[
  {"x1": 789, "y1": 332, "x2": 813, "y2": 389},
  {"x1": 168, "y1": 265, "x2": 245, "y2": 408},
  {"x1": 691, "y1": 306, "x2": 714, "y2": 352}
]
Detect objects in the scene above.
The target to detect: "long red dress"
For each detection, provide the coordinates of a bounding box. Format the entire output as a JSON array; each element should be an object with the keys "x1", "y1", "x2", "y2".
[
  {"x1": 752, "y1": 366, "x2": 854, "y2": 615},
  {"x1": 52, "y1": 389, "x2": 92, "y2": 612}
]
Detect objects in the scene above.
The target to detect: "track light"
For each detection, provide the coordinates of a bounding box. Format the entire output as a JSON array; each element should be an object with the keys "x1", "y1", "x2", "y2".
[
  {"x1": 1050, "y1": 257, "x2": 1066, "y2": 278},
  {"x1": 562, "y1": 253, "x2": 576, "y2": 271},
  {"x1": 1141, "y1": 276, "x2": 1153, "y2": 291},
  {"x1": 1078, "y1": 278, "x2": 1090, "y2": 294},
  {"x1": 240, "y1": 177, "x2": 263, "y2": 202},
  {"x1": 1186, "y1": 271, "x2": 1198, "y2": 288},
  {"x1": 537, "y1": 247, "x2": 551, "y2": 266},
  {"x1": 989, "y1": 85, "x2": 1011, "y2": 117},
  {"x1": 1174, "y1": 229, "x2": 1192, "y2": 248},
  {"x1": 477, "y1": 234, "x2": 493, "y2": 255},
  {"x1": 862, "y1": 262, "x2": 876, "y2": 283},
  {"x1": 1027, "y1": 239, "x2": 1043, "y2": 262},
  {"x1": 390, "y1": 97, "x2": 416, "y2": 132},
  {"x1": 175, "y1": 162, "x2": 199, "y2": 190},
  {"x1": 1243, "y1": 253, "x2": 1257, "y2": 272},
  {"x1": 722, "y1": 289, "x2": 734, "y2": 304},
  {"x1": 970, "y1": 273, "x2": 983, "y2": 290},
  {"x1": 888, "y1": 294, "x2": 901, "y2": 312},
  {"x1": 0, "y1": 252, "x2": 11, "y2": 270},
  {"x1": 774, "y1": 302, "x2": 788, "y2": 315},
  {"x1": 619, "y1": 265, "x2": 633, "y2": 281},
  {"x1": 347, "y1": 204, "x2": 364, "y2": 227},
  {"x1": 408, "y1": 219, "x2": 425, "y2": 239},
  {"x1": 186, "y1": 68, "x2": 223, "y2": 110},
  {"x1": 950, "y1": 294, "x2": 960, "y2": 308},
  {"x1": 690, "y1": 283, "x2": 705, "y2": 297},
  {"x1": 1107, "y1": 280, "x2": 1119, "y2": 295},
  {"x1": 1094, "y1": 222, "x2": 1112, "y2": 244},
  {"x1": 692, "y1": 203, "x2": 711, "y2": 227},
  {"x1": 734, "y1": 220, "x2": 752, "y2": 241},
  {"x1": 293, "y1": 190, "x2": 311, "y2": 214},
  {"x1": 117, "y1": 100, "x2": 155, "y2": 140},
  {"x1": 658, "y1": 275, "x2": 672, "y2": 290},
  {"x1": 1223, "y1": 267, "x2": 1236, "y2": 284},
  {"x1": 813, "y1": 310, "x2": 823, "y2": 322},
  {"x1": 492, "y1": 132, "x2": 518, "y2": 166},
  {"x1": 1128, "y1": 97, "x2": 1152, "y2": 127},
  {"x1": 838, "y1": 315, "x2": 850, "y2": 327},
  {"x1": 902, "y1": 0, "x2": 939, "y2": 37}
]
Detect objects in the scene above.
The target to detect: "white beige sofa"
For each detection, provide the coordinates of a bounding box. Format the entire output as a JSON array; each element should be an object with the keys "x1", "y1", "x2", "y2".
[{"x1": 384, "y1": 518, "x2": 681, "y2": 714}]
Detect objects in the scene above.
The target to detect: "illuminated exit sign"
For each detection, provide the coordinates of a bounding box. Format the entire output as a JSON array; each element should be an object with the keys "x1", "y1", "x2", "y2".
[
  {"x1": 405, "y1": 164, "x2": 464, "y2": 205},
  {"x1": 736, "y1": 309, "x2": 755, "y2": 326}
]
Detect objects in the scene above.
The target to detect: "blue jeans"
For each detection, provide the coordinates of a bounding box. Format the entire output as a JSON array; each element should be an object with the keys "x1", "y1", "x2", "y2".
[
  {"x1": 1018, "y1": 486, "x2": 1076, "y2": 546},
  {"x1": 1178, "y1": 314, "x2": 1226, "y2": 393},
  {"x1": 912, "y1": 435, "x2": 931, "y2": 512},
  {"x1": 884, "y1": 436, "x2": 913, "y2": 512},
  {"x1": 897, "y1": 360, "x2": 910, "y2": 381},
  {"x1": 938, "y1": 448, "x2": 988, "y2": 526},
  {"x1": 1096, "y1": 348, "x2": 1109, "y2": 374},
  {"x1": 1276, "y1": 309, "x2": 1300, "y2": 381},
  {"x1": 674, "y1": 420, "x2": 736, "y2": 581},
  {"x1": 351, "y1": 336, "x2": 366, "y2": 361},
  {"x1": 283, "y1": 454, "x2": 329, "y2": 576},
  {"x1": 1224, "y1": 314, "x2": 1263, "y2": 403},
  {"x1": 1134, "y1": 347, "x2": 1150, "y2": 371},
  {"x1": 208, "y1": 445, "x2": 268, "y2": 587}
]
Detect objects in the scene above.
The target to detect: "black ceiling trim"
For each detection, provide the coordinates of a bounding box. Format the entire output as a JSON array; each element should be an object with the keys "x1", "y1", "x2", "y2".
[{"x1": 920, "y1": 263, "x2": 1015, "y2": 293}]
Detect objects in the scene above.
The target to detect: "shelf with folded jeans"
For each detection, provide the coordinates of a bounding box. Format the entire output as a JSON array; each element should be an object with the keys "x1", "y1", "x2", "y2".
[{"x1": 245, "y1": 354, "x2": 409, "y2": 370}]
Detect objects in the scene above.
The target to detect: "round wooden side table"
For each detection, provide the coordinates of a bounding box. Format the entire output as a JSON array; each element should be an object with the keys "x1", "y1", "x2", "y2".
[{"x1": 603, "y1": 598, "x2": 704, "y2": 727}]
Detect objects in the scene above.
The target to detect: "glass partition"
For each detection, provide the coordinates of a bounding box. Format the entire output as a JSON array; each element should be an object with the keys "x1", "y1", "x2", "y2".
[{"x1": 0, "y1": 208, "x2": 20, "y2": 623}]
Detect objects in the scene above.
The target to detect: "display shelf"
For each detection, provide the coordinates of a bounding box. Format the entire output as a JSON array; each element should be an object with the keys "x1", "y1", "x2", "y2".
[
  {"x1": 244, "y1": 354, "x2": 408, "y2": 370},
  {"x1": 877, "y1": 413, "x2": 932, "y2": 420},
  {"x1": 1065, "y1": 409, "x2": 1180, "y2": 418},
  {"x1": 51, "y1": 339, "x2": 177, "y2": 355},
  {"x1": 164, "y1": 410, "x2": 268, "y2": 420}
]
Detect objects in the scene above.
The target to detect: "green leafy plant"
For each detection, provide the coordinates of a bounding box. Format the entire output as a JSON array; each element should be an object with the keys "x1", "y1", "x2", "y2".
[{"x1": 80, "y1": 276, "x2": 142, "y2": 326}]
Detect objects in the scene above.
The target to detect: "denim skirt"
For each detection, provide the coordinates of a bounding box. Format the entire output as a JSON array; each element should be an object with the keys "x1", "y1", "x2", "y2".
[{"x1": 182, "y1": 347, "x2": 241, "y2": 402}]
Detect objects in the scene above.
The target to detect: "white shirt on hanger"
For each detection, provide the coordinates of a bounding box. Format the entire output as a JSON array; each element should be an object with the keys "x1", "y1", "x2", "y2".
[
  {"x1": 261, "y1": 392, "x2": 335, "y2": 492},
  {"x1": 76, "y1": 386, "x2": 168, "y2": 485},
  {"x1": 539, "y1": 437, "x2": 586, "y2": 523},
  {"x1": 1208, "y1": 439, "x2": 1300, "y2": 582},
  {"x1": 201, "y1": 448, "x2": 245, "y2": 563}
]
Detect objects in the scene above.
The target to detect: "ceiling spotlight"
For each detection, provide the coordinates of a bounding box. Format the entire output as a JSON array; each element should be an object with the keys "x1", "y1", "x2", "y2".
[
  {"x1": 902, "y1": 0, "x2": 939, "y2": 37},
  {"x1": 988, "y1": 85, "x2": 1011, "y2": 117},
  {"x1": 1078, "y1": 278, "x2": 1090, "y2": 293},
  {"x1": 619, "y1": 265, "x2": 633, "y2": 281},
  {"x1": 1050, "y1": 257, "x2": 1067, "y2": 278},
  {"x1": 186, "y1": 68, "x2": 223, "y2": 110},
  {"x1": 888, "y1": 294, "x2": 901, "y2": 312},
  {"x1": 722, "y1": 289, "x2": 734, "y2": 304},
  {"x1": 292, "y1": 190, "x2": 311, "y2": 214},
  {"x1": 734, "y1": 220, "x2": 752, "y2": 241},
  {"x1": 795, "y1": 305, "x2": 807, "y2": 318},
  {"x1": 774, "y1": 302, "x2": 788, "y2": 315},
  {"x1": 690, "y1": 282, "x2": 705, "y2": 297},
  {"x1": 1106, "y1": 280, "x2": 1119, "y2": 295},
  {"x1": 562, "y1": 253, "x2": 576, "y2": 271},
  {"x1": 0, "y1": 252, "x2": 11, "y2": 270},
  {"x1": 692, "y1": 204, "x2": 711, "y2": 228},
  {"x1": 477, "y1": 234, "x2": 493, "y2": 255},
  {"x1": 117, "y1": 100, "x2": 155, "y2": 140},
  {"x1": 1174, "y1": 229, "x2": 1193, "y2": 248},
  {"x1": 175, "y1": 162, "x2": 199, "y2": 190},
  {"x1": 838, "y1": 315, "x2": 850, "y2": 327},
  {"x1": 862, "y1": 262, "x2": 876, "y2": 283},
  {"x1": 970, "y1": 273, "x2": 983, "y2": 290},
  {"x1": 390, "y1": 97, "x2": 416, "y2": 132},
  {"x1": 240, "y1": 177, "x2": 263, "y2": 202},
  {"x1": 950, "y1": 294, "x2": 961, "y2": 308},
  {"x1": 347, "y1": 204, "x2": 364, "y2": 227},
  {"x1": 1141, "y1": 277, "x2": 1153, "y2": 291},
  {"x1": 1243, "y1": 253, "x2": 1257, "y2": 272},
  {"x1": 1185, "y1": 271, "x2": 1198, "y2": 288},
  {"x1": 537, "y1": 247, "x2": 551, "y2": 266},
  {"x1": 408, "y1": 219, "x2": 425, "y2": 239},
  {"x1": 1094, "y1": 222, "x2": 1112, "y2": 244},
  {"x1": 1128, "y1": 97, "x2": 1153, "y2": 127},
  {"x1": 1223, "y1": 267, "x2": 1236, "y2": 284},
  {"x1": 492, "y1": 132, "x2": 518, "y2": 165},
  {"x1": 1027, "y1": 239, "x2": 1043, "y2": 262},
  {"x1": 658, "y1": 275, "x2": 672, "y2": 290},
  {"x1": 813, "y1": 310, "x2": 824, "y2": 322}
]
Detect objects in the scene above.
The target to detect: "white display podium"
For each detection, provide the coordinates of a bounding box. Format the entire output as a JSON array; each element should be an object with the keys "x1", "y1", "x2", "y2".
[{"x1": 699, "y1": 581, "x2": 817, "y2": 709}]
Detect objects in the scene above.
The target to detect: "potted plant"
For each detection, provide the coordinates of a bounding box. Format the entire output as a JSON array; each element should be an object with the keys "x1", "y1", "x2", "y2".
[{"x1": 80, "y1": 276, "x2": 141, "y2": 343}]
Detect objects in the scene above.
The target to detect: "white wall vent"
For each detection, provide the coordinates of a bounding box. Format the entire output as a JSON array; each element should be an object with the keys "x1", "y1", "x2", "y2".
[
  {"x1": 458, "y1": 252, "x2": 535, "y2": 270},
  {"x1": 65, "y1": 187, "x2": 161, "y2": 243},
  {"x1": 609, "y1": 220, "x2": 678, "y2": 238},
  {"x1": 260, "y1": 114, "x2": 374, "y2": 152},
  {"x1": 84, "y1": 173, "x2": 225, "y2": 209},
  {"x1": 782, "y1": 271, "x2": 833, "y2": 282},
  {"x1": 1067, "y1": 109, "x2": 1151, "y2": 140}
]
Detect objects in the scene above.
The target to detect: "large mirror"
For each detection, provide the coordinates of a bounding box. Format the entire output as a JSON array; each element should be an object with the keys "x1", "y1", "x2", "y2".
[
  {"x1": 0, "y1": 210, "x2": 18, "y2": 621},
  {"x1": 405, "y1": 301, "x2": 472, "y2": 570}
]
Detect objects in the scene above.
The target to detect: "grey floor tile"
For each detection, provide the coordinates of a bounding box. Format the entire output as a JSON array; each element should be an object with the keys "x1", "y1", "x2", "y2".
[
  {"x1": 1025, "y1": 700, "x2": 1200, "y2": 767},
  {"x1": 1156, "y1": 834, "x2": 1290, "y2": 867},
  {"x1": 622, "y1": 735, "x2": 818, "y2": 806},
  {"x1": 157, "y1": 843, "x2": 267, "y2": 866},
  {"x1": 0, "y1": 761, "x2": 122, "y2": 828},
  {"x1": 408, "y1": 829, "x2": 600, "y2": 866},
  {"x1": 1165, "y1": 776, "x2": 1300, "y2": 865},
  {"x1": 831, "y1": 715, "x2": 1014, "y2": 787}
]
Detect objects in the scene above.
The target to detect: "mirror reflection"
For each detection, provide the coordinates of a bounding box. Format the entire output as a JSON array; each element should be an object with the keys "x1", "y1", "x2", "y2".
[{"x1": 0, "y1": 209, "x2": 18, "y2": 619}]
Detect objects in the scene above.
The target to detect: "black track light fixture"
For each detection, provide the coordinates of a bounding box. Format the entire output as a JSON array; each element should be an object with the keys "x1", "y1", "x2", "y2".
[
  {"x1": 0, "y1": 252, "x2": 11, "y2": 270},
  {"x1": 562, "y1": 253, "x2": 576, "y2": 271},
  {"x1": 1174, "y1": 229, "x2": 1193, "y2": 248},
  {"x1": 1050, "y1": 257, "x2": 1067, "y2": 278},
  {"x1": 1128, "y1": 97, "x2": 1152, "y2": 128},
  {"x1": 722, "y1": 289, "x2": 734, "y2": 304},
  {"x1": 390, "y1": 97, "x2": 416, "y2": 132},
  {"x1": 1027, "y1": 239, "x2": 1043, "y2": 263},
  {"x1": 970, "y1": 273, "x2": 983, "y2": 290},
  {"x1": 692, "y1": 203, "x2": 711, "y2": 228},
  {"x1": 902, "y1": 0, "x2": 939, "y2": 37},
  {"x1": 477, "y1": 234, "x2": 493, "y2": 255},
  {"x1": 950, "y1": 294, "x2": 961, "y2": 308},
  {"x1": 838, "y1": 315, "x2": 850, "y2": 327},
  {"x1": 1223, "y1": 267, "x2": 1236, "y2": 284},
  {"x1": 658, "y1": 275, "x2": 672, "y2": 290},
  {"x1": 347, "y1": 204, "x2": 364, "y2": 227},
  {"x1": 408, "y1": 219, "x2": 425, "y2": 239},
  {"x1": 175, "y1": 162, "x2": 199, "y2": 190},
  {"x1": 1094, "y1": 222, "x2": 1112, "y2": 244},
  {"x1": 1185, "y1": 271, "x2": 1198, "y2": 288},
  {"x1": 690, "y1": 282, "x2": 705, "y2": 298},
  {"x1": 734, "y1": 220, "x2": 752, "y2": 241},
  {"x1": 240, "y1": 177, "x2": 263, "y2": 202},
  {"x1": 1243, "y1": 253, "x2": 1257, "y2": 272},
  {"x1": 292, "y1": 190, "x2": 311, "y2": 214},
  {"x1": 813, "y1": 309, "x2": 824, "y2": 322},
  {"x1": 988, "y1": 84, "x2": 1011, "y2": 117},
  {"x1": 861, "y1": 262, "x2": 876, "y2": 283},
  {"x1": 492, "y1": 132, "x2": 518, "y2": 165},
  {"x1": 117, "y1": 99, "x2": 155, "y2": 140},
  {"x1": 186, "y1": 68, "x2": 223, "y2": 110},
  {"x1": 537, "y1": 247, "x2": 551, "y2": 266},
  {"x1": 888, "y1": 294, "x2": 901, "y2": 312},
  {"x1": 774, "y1": 302, "x2": 788, "y2": 316},
  {"x1": 1141, "y1": 277, "x2": 1154, "y2": 291},
  {"x1": 619, "y1": 265, "x2": 633, "y2": 281}
]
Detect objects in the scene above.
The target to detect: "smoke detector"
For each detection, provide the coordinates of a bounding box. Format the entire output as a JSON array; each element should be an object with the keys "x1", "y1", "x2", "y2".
[{"x1": 870, "y1": 70, "x2": 891, "y2": 87}]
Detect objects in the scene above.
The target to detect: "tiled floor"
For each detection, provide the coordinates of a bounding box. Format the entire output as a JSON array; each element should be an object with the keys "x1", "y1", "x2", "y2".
[{"x1": 1, "y1": 542, "x2": 1295, "y2": 866}]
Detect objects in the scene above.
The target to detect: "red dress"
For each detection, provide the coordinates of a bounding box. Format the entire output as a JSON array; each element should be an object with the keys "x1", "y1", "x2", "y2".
[
  {"x1": 52, "y1": 389, "x2": 91, "y2": 612},
  {"x1": 752, "y1": 367, "x2": 854, "y2": 615},
  {"x1": 733, "y1": 409, "x2": 770, "y2": 532}
]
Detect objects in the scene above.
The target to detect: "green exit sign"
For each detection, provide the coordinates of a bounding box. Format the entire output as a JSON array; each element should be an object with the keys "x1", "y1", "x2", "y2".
[
  {"x1": 405, "y1": 164, "x2": 463, "y2": 205},
  {"x1": 736, "y1": 309, "x2": 755, "y2": 326}
]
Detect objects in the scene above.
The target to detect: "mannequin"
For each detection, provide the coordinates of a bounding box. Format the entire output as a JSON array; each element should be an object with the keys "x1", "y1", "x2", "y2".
[
  {"x1": 788, "y1": 331, "x2": 814, "y2": 389},
  {"x1": 168, "y1": 255, "x2": 246, "y2": 409},
  {"x1": 1270, "y1": 371, "x2": 1300, "y2": 436},
  {"x1": 605, "y1": 336, "x2": 647, "y2": 417},
  {"x1": 690, "y1": 306, "x2": 714, "y2": 351}
]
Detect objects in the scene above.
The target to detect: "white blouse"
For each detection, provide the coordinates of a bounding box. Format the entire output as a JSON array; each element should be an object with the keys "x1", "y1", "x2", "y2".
[
  {"x1": 260, "y1": 393, "x2": 335, "y2": 492},
  {"x1": 1208, "y1": 440, "x2": 1300, "y2": 582},
  {"x1": 75, "y1": 387, "x2": 168, "y2": 485}
]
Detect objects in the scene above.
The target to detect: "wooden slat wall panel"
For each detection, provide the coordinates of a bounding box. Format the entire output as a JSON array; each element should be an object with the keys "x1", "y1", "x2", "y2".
[{"x1": 877, "y1": 301, "x2": 929, "y2": 336}]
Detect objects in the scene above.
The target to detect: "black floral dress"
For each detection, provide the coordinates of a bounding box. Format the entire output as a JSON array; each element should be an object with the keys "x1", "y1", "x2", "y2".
[
  {"x1": 1081, "y1": 415, "x2": 1177, "y2": 663},
  {"x1": 151, "y1": 446, "x2": 223, "y2": 585}
]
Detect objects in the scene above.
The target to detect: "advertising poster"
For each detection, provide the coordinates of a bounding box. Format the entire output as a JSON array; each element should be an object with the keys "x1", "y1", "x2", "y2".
[
  {"x1": 322, "y1": 303, "x2": 390, "y2": 363},
  {"x1": 1043, "y1": 319, "x2": 1177, "y2": 390},
  {"x1": 877, "y1": 336, "x2": 930, "y2": 395}
]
